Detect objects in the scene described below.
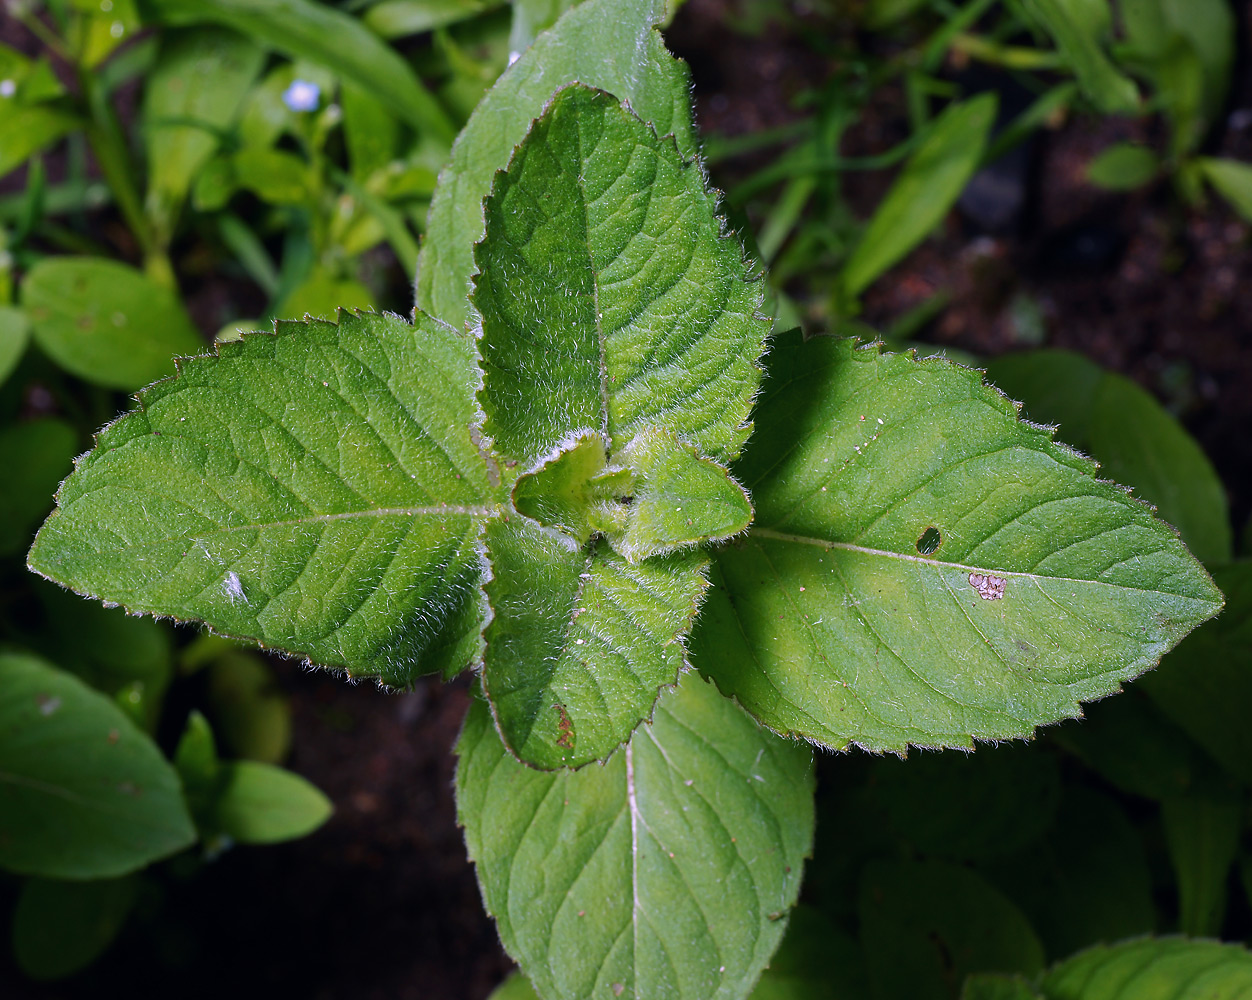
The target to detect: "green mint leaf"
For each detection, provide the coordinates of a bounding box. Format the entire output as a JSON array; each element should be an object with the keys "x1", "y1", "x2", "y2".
[
  {"x1": 472, "y1": 84, "x2": 764, "y2": 767},
  {"x1": 0, "y1": 653, "x2": 196, "y2": 879},
  {"x1": 1039, "y1": 938, "x2": 1252, "y2": 998},
  {"x1": 21, "y1": 258, "x2": 205, "y2": 391},
  {"x1": 28, "y1": 310, "x2": 497, "y2": 686},
  {"x1": 512, "y1": 432, "x2": 616, "y2": 545},
  {"x1": 416, "y1": 0, "x2": 696, "y2": 328},
  {"x1": 986, "y1": 349, "x2": 1232, "y2": 565},
  {"x1": 474, "y1": 85, "x2": 765, "y2": 470},
  {"x1": 481, "y1": 517, "x2": 707, "y2": 768},
  {"x1": 695, "y1": 334, "x2": 1223, "y2": 752},
  {"x1": 456, "y1": 670, "x2": 814, "y2": 1000}
]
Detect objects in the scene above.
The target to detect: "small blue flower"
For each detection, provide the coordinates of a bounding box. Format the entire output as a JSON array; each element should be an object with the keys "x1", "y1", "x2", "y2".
[{"x1": 282, "y1": 79, "x2": 321, "y2": 113}]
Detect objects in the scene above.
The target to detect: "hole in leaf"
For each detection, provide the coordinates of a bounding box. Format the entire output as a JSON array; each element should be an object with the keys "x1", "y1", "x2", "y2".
[{"x1": 916, "y1": 527, "x2": 942, "y2": 555}]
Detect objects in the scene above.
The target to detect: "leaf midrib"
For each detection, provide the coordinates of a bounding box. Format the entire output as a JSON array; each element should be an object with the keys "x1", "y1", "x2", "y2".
[
  {"x1": 747, "y1": 527, "x2": 1221, "y2": 604},
  {"x1": 66, "y1": 504, "x2": 499, "y2": 550}
]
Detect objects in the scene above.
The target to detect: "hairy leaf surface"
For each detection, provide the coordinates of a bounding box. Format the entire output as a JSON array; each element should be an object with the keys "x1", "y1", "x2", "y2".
[
  {"x1": 474, "y1": 85, "x2": 765, "y2": 469},
  {"x1": 472, "y1": 84, "x2": 764, "y2": 766},
  {"x1": 694, "y1": 335, "x2": 1223, "y2": 752},
  {"x1": 457, "y1": 670, "x2": 814, "y2": 1000},
  {"x1": 29, "y1": 310, "x2": 496, "y2": 685},
  {"x1": 482, "y1": 517, "x2": 708, "y2": 768},
  {"x1": 416, "y1": 0, "x2": 695, "y2": 328}
]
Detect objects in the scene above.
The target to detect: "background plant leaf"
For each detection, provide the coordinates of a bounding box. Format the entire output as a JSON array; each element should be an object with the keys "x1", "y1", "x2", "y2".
[
  {"x1": 142, "y1": 0, "x2": 457, "y2": 142},
  {"x1": 858, "y1": 859, "x2": 1045, "y2": 1000},
  {"x1": 457, "y1": 670, "x2": 814, "y2": 1000},
  {"x1": 1198, "y1": 158, "x2": 1252, "y2": 225},
  {"x1": 27, "y1": 582, "x2": 173, "y2": 732},
  {"x1": 28, "y1": 310, "x2": 496, "y2": 686},
  {"x1": 977, "y1": 786, "x2": 1155, "y2": 960},
  {"x1": 694, "y1": 335, "x2": 1223, "y2": 752},
  {"x1": 1038, "y1": 938, "x2": 1252, "y2": 998},
  {"x1": 0, "y1": 105, "x2": 81, "y2": 180},
  {"x1": 487, "y1": 972, "x2": 542, "y2": 1000},
  {"x1": 1022, "y1": 0, "x2": 1140, "y2": 115},
  {"x1": 11, "y1": 875, "x2": 139, "y2": 981},
  {"x1": 21, "y1": 257, "x2": 205, "y2": 391},
  {"x1": 143, "y1": 27, "x2": 265, "y2": 242},
  {"x1": 1162, "y1": 788, "x2": 1243, "y2": 938},
  {"x1": 362, "y1": 0, "x2": 499, "y2": 38},
  {"x1": 415, "y1": 0, "x2": 696, "y2": 328},
  {"x1": 840, "y1": 94, "x2": 997, "y2": 303},
  {"x1": 865, "y1": 743, "x2": 1061, "y2": 863},
  {"x1": 1137, "y1": 562, "x2": 1252, "y2": 783},
  {"x1": 0, "y1": 653, "x2": 195, "y2": 879},
  {"x1": 210, "y1": 760, "x2": 332, "y2": 843},
  {"x1": 1084, "y1": 143, "x2": 1159, "y2": 191},
  {"x1": 0, "y1": 305, "x2": 30, "y2": 386},
  {"x1": 1121, "y1": 0, "x2": 1234, "y2": 155},
  {"x1": 745, "y1": 905, "x2": 867, "y2": 1000},
  {"x1": 0, "y1": 418, "x2": 76, "y2": 558}
]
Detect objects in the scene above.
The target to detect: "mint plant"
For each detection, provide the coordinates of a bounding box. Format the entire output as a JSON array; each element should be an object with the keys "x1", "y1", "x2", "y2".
[{"x1": 23, "y1": 0, "x2": 1226, "y2": 996}]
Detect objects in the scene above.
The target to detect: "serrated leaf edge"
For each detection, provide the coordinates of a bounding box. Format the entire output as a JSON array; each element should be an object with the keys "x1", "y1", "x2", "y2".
[{"x1": 27, "y1": 308, "x2": 500, "y2": 691}]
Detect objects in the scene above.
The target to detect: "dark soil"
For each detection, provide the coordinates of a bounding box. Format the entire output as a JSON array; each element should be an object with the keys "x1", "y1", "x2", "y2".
[{"x1": 3, "y1": 2, "x2": 1251, "y2": 998}]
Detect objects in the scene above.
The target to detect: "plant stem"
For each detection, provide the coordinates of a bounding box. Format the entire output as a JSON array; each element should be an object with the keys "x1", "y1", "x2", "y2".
[{"x1": 77, "y1": 67, "x2": 175, "y2": 287}]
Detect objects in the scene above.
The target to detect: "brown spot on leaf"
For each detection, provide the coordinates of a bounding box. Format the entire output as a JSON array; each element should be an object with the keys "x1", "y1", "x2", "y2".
[{"x1": 554, "y1": 704, "x2": 575, "y2": 749}]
